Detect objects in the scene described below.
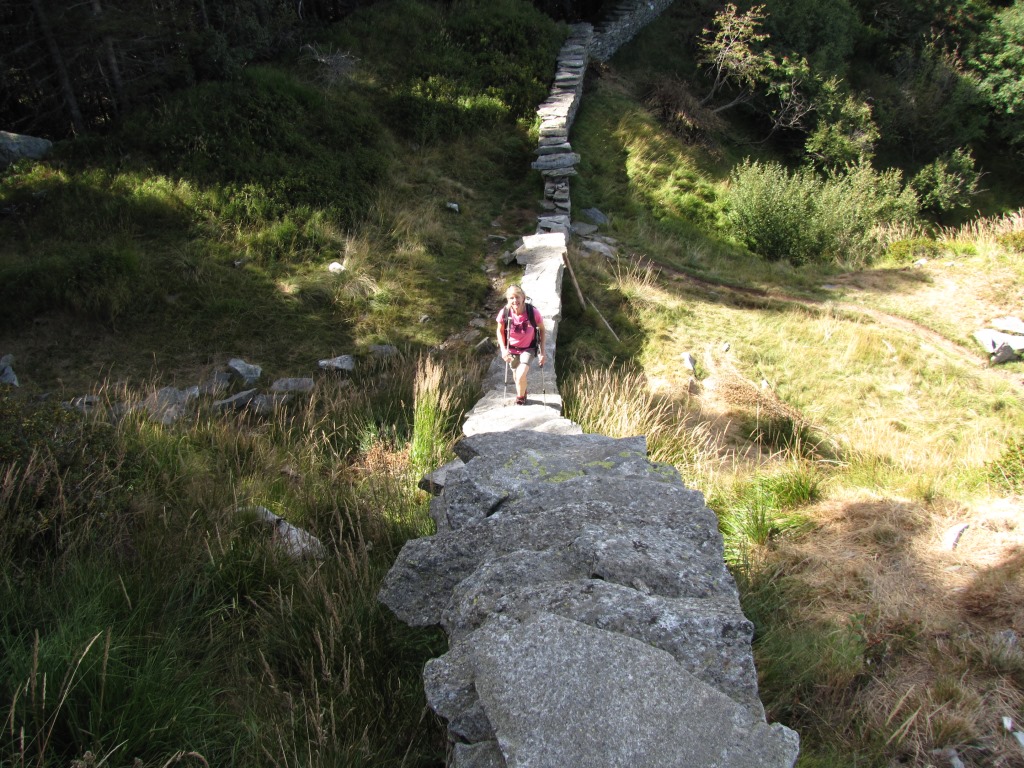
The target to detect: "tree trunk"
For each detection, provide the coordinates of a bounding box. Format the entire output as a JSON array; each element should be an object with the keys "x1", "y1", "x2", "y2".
[
  {"x1": 29, "y1": 0, "x2": 84, "y2": 133},
  {"x1": 90, "y1": 0, "x2": 128, "y2": 112}
]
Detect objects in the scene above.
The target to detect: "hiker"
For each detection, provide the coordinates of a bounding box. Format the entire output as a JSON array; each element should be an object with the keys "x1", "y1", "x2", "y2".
[{"x1": 496, "y1": 284, "x2": 546, "y2": 405}]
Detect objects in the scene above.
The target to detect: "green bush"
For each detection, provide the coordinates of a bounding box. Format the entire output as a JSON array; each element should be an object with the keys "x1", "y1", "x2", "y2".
[
  {"x1": 885, "y1": 237, "x2": 941, "y2": 264},
  {"x1": 726, "y1": 160, "x2": 822, "y2": 263},
  {"x1": 727, "y1": 159, "x2": 919, "y2": 265},
  {"x1": 997, "y1": 231, "x2": 1024, "y2": 253},
  {"x1": 0, "y1": 237, "x2": 144, "y2": 324},
  {"x1": 910, "y1": 147, "x2": 982, "y2": 216},
  {"x1": 337, "y1": 0, "x2": 562, "y2": 143}
]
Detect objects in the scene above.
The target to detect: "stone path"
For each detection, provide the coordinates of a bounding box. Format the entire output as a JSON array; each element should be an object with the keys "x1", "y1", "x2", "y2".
[{"x1": 380, "y1": 6, "x2": 800, "y2": 767}]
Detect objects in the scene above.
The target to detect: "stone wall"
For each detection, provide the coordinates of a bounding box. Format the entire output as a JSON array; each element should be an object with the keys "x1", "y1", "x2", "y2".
[
  {"x1": 590, "y1": 0, "x2": 681, "y2": 62},
  {"x1": 379, "y1": 5, "x2": 800, "y2": 766}
]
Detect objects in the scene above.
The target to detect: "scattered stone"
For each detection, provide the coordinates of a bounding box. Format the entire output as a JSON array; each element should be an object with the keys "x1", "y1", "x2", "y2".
[
  {"x1": 319, "y1": 354, "x2": 355, "y2": 372},
  {"x1": 0, "y1": 354, "x2": 17, "y2": 387},
  {"x1": 973, "y1": 328, "x2": 1024, "y2": 363},
  {"x1": 64, "y1": 395, "x2": 101, "y2": 414},
  {"x1": 687, "y1": 377, "x2": 701, "y2": 395},
  {"x1": 227, "y1": 358, "x2": 262, "y2": 386},
  {"x1": 248, "y1": 393, "x2": 289, "y2": 416},
  {"x1": 942, "y1": 523, "x2": 969, "y2": 550},
  {"x1": 419, "y1": 314, "x2": 431, "y2": 324},
  {"x1": 931, "y1": 747, "x2": 966, "y2": 768},
  {"x1": 369, "y1": 344, "x2": 399, "y2": 357},
  {"x1": 0, "y1": 131, "x2": 53, "y2": 167},
  {"x1": 142, "y1": 386, "x2": 197, "y2": 425},
  {"x1": 499, "y1": 250, "x2": 516, "y2": 266},
  {"x1": 993, "y1": 343, "x2": 1019, "y2": 364},
  {"x1": 581, "y1": 207, "x2": 609, "y2": 225},
  {"x1": 199, "y1": 372, "x2": 232, "y2": 396},
  {"x1": 328, "y1": 261, "x2": 346, "y2": 273},
  {"x1": 446, "y1": 202, "x2": 460, "y2": 214},
  {"x1": 571, "y1": 221, "x2": 598, "y2": 236},
  {"x1": 270, "y1": 377, "x2": 315, "y2": 393},
  {"x1": 579, "y1": 239, "x2": 616, "y2": 259},
  {"x1": 419, "y1": 457, "x2": 466, "y2": 495},
  {"x1": 248, "y1": 506, "x2": 326, "y2": 559},
  {"x1": 682, "y1": 352, "x2": 696, "y2": 372},
  {"x1": 212, "y1": 388, "x2": 257, "y2": 412},
  {"x1": 992, "y1": 316, "x2": 1024, "y2": 335}
]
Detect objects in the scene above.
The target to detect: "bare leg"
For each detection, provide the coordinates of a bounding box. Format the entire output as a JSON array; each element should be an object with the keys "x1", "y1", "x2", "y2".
[{"x1": 514, "y1": 362, "x2": 530, "y2": 398}]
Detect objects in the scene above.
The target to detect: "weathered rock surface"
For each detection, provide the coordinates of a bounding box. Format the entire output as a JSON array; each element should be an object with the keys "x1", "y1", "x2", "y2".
[
  {"x1": 0, "y1": 131, "x2": 53, "y2": 167},
  {"x1": 381, "y1": 430, "x2": 798, "y2": 766},
  {"x1": 378, "y1": 6, "x2": 799, "y2": 765}
]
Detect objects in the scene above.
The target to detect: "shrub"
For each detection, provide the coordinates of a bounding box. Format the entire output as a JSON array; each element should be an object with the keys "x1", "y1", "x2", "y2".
[
  {"x1": 910, "y1": 147, "x2": 983, "y2": 216},
  {"x1": 727, "y1": 160, "x2": 820, "y2": 263},
  {"x1": 885, "y1": 237, "x2": 941, "y2": 264},
  {"x1": 121, "y1": 66, "x2": 389, "y2": 227},
  {"x1": 338, "y1": 0, "x2": 563, "y2": 143},
  {"x1": 804, "y1": 78, "x2": 879, "y2": 169},
  {"x1": 997, "y1": 231, "x2": 1024, "y2": 253},
  {"x1": 0, "y1": 236, "x2": 144, "y2": 324},
  {"x1": 727, "y1": 159, "x2": 919, "y2": 265}
]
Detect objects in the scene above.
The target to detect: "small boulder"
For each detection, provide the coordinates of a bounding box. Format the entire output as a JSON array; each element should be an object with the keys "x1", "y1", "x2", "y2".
[
  {"x1": 319, "y1": 354, "x2": 355, "y2": 372},
  {"x1": 227, "y1": 358, "x2": 262, "y2": 386}
]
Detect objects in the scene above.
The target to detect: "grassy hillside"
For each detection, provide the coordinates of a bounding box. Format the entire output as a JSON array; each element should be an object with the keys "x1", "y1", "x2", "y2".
[
  {"x1": 3, "y1": 1, "x2": 1024, "y2": 767},
  {"x1": 557, "y1": 5, "x2": 1024, "y2": 766},
  {"x1": 0, "y1": 2, "x2": 562, "y2": 766}
]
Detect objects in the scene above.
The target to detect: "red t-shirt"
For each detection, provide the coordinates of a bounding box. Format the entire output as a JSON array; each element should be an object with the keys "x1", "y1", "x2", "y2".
[{"x1": 497, "y1": 305, "x2": 542, "y2": 352}]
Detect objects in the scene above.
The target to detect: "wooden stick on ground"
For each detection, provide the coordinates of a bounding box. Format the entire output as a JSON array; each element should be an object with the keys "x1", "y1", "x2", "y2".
[
  {"x1": 562, "y1": 250, "x2": 586, "y2": 309},
  {"x1": 588, "y1": 298, "x2": 621, "y2": 342}
]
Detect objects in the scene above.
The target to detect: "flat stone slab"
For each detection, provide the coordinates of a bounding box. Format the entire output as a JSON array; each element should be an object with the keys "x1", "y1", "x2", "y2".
[{"x1": 470, "y1": 613, "x2": 799, "y2": 768}]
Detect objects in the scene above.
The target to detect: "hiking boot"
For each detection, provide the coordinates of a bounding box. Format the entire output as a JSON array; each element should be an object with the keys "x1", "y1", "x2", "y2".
[{"x1": 515, "y1": 395, "x2": 527, "y2": 405}]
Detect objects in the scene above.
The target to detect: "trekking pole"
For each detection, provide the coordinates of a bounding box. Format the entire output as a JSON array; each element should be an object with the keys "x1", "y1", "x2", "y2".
[
  {"x1": 504, "y1": 358, "x2": 511, "y2": 404},
  {"x1": 540, "y1": 355, "x2": 547, "y2": 406}
]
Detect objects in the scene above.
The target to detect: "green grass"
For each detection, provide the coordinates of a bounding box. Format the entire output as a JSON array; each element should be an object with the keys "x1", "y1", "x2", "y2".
[
  {"x1": 0, "y1": 1, "x2": 562, "y2": 763},
  {"x1": 5, "y1": 0, "x2": 1024, "y2": 765},
  {"x1": 0, "y1": 346, "x2": 471, "y2": 766},
  {"x1": 557, "y1": 9, "x2": 1024, "y2": 765}
]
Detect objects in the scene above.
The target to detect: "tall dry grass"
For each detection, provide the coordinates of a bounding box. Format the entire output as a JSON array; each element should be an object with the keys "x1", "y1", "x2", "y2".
[{"x1": 0, "y1": 346, "x2": 485, "y2": 766}]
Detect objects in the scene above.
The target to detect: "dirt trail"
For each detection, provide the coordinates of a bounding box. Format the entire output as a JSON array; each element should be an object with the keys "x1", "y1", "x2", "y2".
[{"x1": 643, "y1": 258, "x2": 1024, "y2": 394}]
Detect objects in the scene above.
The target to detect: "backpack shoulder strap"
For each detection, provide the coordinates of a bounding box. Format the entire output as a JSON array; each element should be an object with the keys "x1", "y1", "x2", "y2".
[{"x1": 524, "y1": 301, "x2": 537, "y2": 330}]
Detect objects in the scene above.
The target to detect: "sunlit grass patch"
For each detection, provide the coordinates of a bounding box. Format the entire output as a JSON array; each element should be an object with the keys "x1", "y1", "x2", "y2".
[{"x1": 562, "y1": 364, "x2": 717, "y2": 482}]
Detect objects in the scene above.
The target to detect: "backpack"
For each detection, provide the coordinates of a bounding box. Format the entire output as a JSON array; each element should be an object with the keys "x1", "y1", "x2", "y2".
[{"x1": 501, "y1": 300, "x2": 538, "y2": 351}]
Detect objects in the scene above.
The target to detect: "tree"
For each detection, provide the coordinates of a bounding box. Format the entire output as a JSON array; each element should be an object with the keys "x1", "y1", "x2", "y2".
[
  {"x1": 29, "y1": 0, "x2": 84, "y2": 134},
  {"x1": 762, "y1": 0, "x2": 860, "y2": 77},
  {"x1": 910, "y1": 146, "x2": 983, "y2": 216},
  {"x1": 698, "y1": 3, "x2": 772, "y2": 111},
  {"x1": 874, "y1": 38, "x2": 987, "y2": 159},
  {"x1": 970, "y1": 1, "x2": 1024, "y2": 147},
  {"x1": 805, "y1": 77, "x2": 879, "y2": 169}
]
